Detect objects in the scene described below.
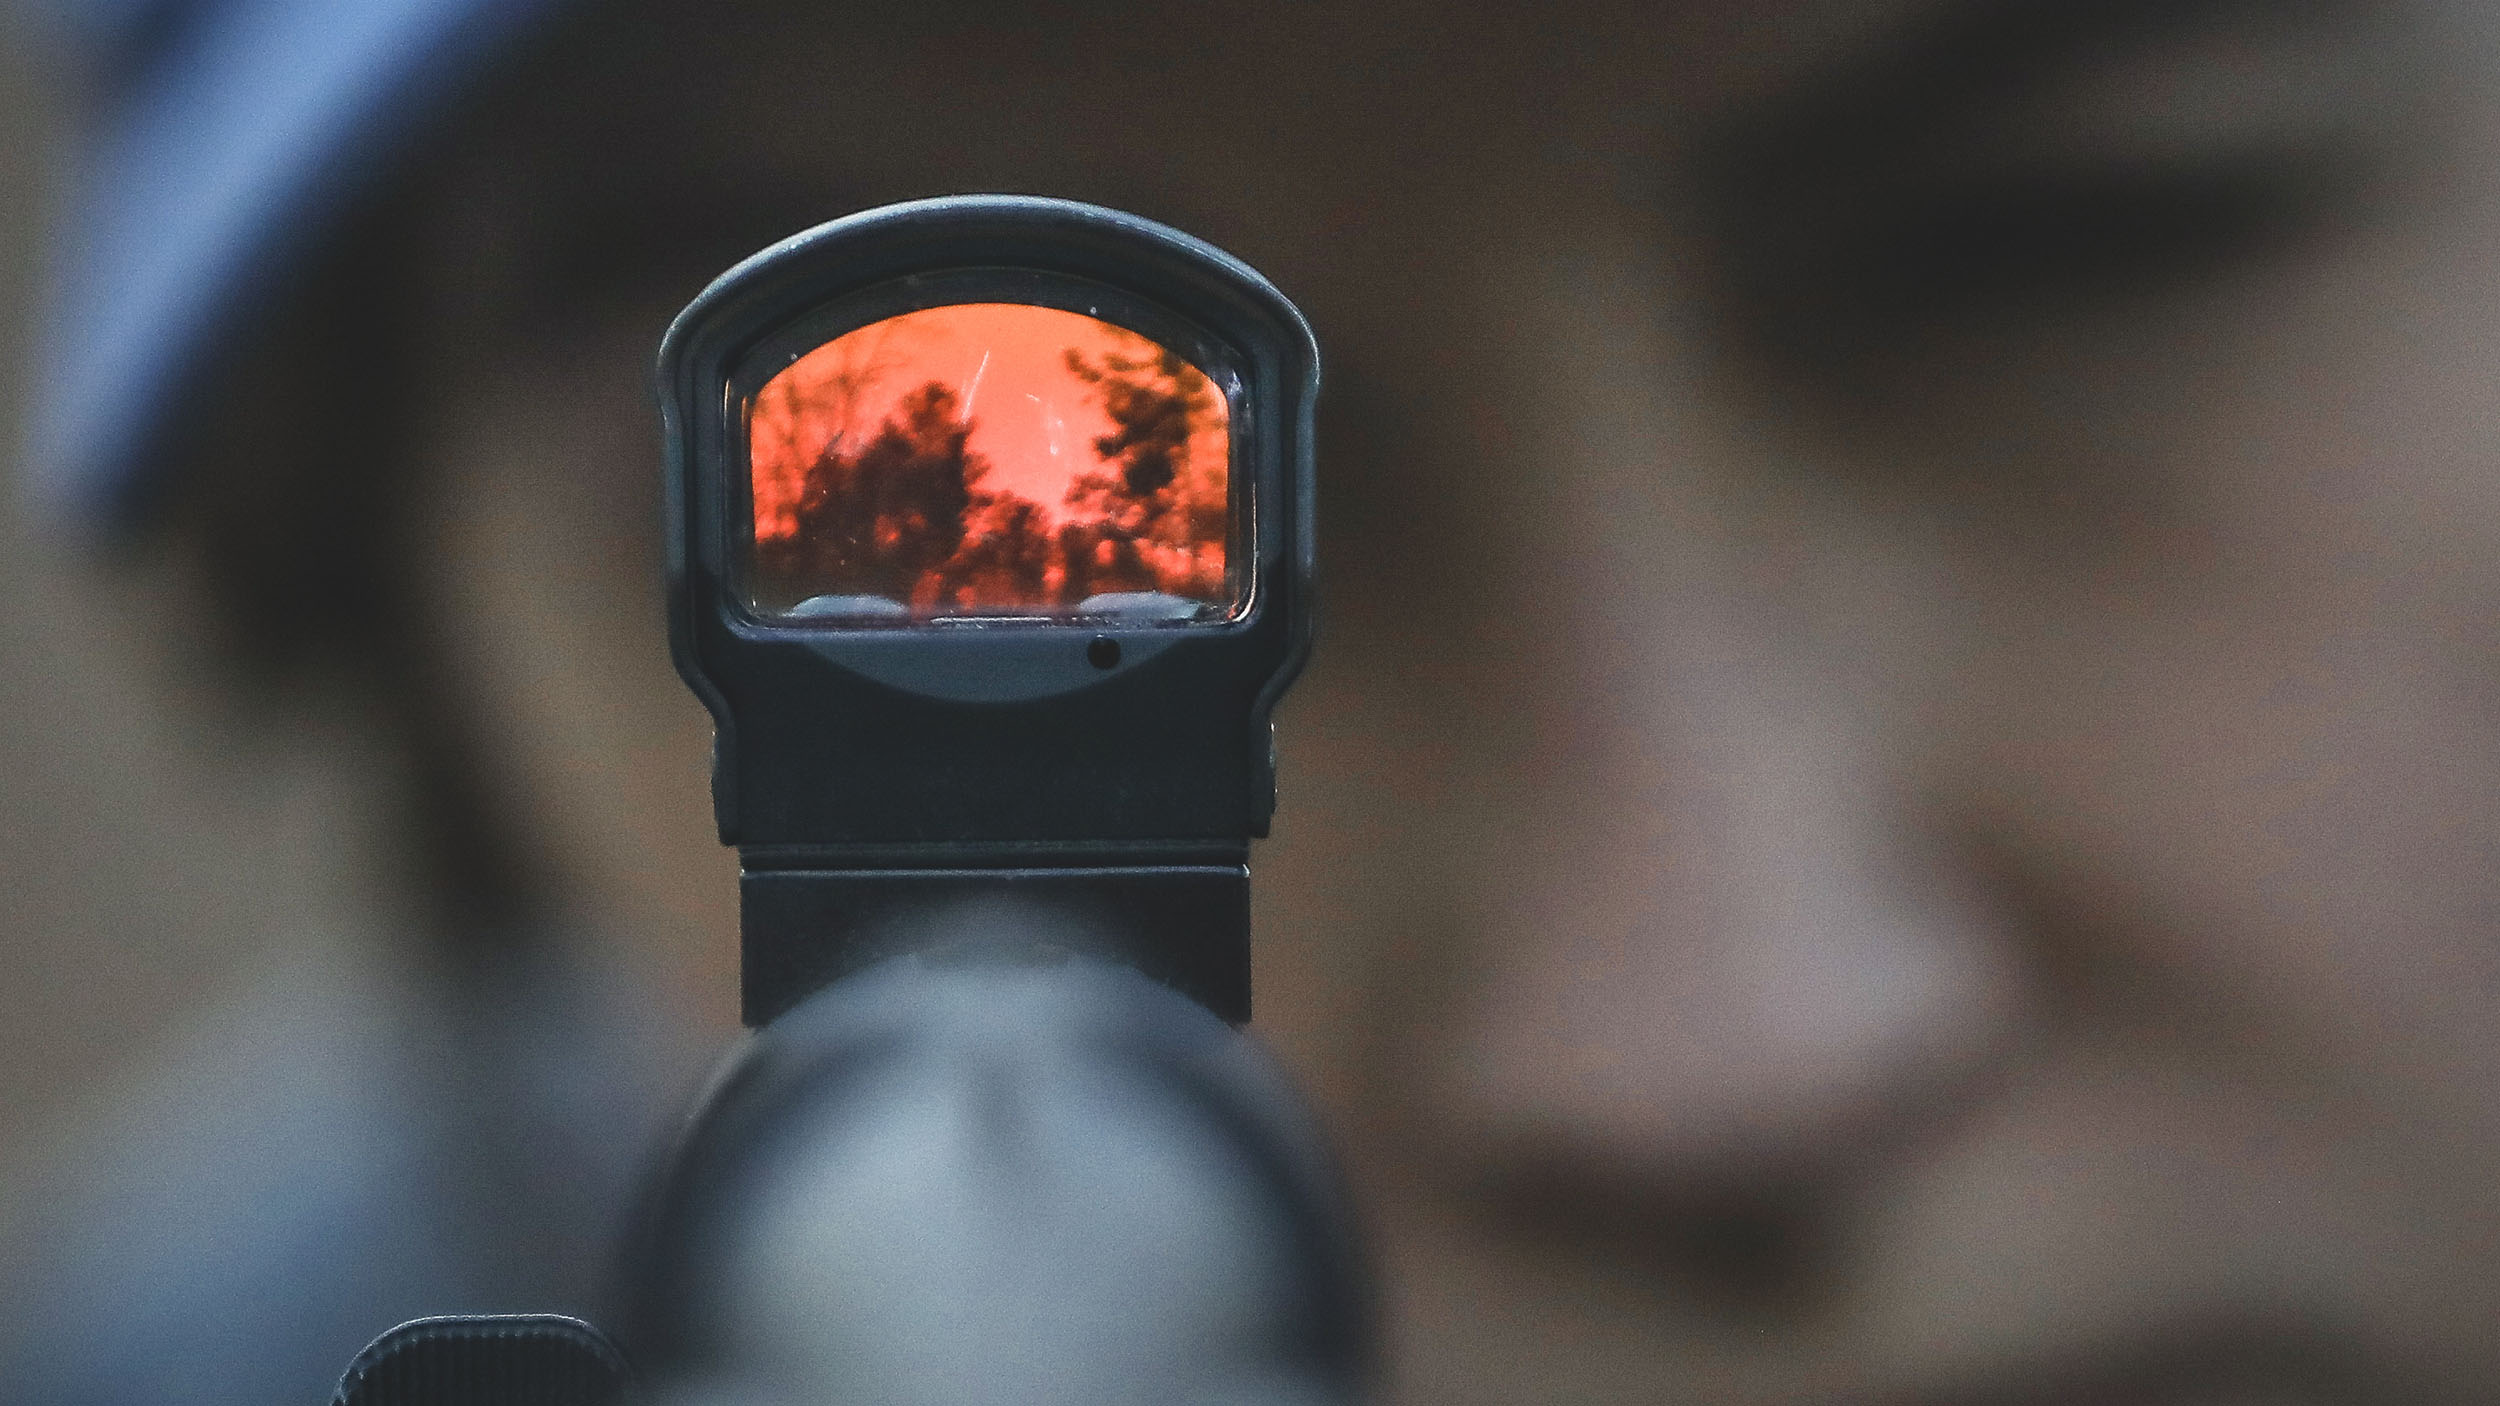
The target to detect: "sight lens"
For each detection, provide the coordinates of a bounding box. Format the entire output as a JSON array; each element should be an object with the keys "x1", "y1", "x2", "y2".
[{"x1": 745, "y1": 303, "x2": 1235, "y2": 624}]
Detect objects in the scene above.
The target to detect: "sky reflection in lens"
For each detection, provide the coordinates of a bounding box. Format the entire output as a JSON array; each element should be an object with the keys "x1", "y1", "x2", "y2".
[{"x1": 747, "y1": 304, "x2": 1232, "y2": 620}]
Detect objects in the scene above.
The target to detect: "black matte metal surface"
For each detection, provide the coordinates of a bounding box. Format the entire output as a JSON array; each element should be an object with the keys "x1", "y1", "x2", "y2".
[{"x1": 740, "y1": 867, "x2": 1251, "y2": 1027}]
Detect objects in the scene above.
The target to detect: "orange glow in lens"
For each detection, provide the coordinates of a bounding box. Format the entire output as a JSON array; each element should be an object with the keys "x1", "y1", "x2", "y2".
[{"x1": 747, "y1": 304, "x2": 1231, "y2": 618}]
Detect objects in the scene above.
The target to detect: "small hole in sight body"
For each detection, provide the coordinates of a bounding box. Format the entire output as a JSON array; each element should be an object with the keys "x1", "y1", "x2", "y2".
[{"x1": 1088, "y1": 637, "x2": 1122, "y2": 669}]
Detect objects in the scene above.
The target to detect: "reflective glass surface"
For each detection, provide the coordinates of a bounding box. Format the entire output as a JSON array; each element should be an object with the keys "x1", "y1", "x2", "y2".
[{"x1": 746, "y1": 304, "x2": 1234, "y2": 622}]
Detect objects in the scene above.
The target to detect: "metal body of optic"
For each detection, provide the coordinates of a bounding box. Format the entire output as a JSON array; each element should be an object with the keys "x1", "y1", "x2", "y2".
[
  {"x1": 662, "y1": 196, "x2": 1318, "y2": 1026},
  {"x1": 335, "y1": 199, "x2": 1364, "y2": 1405}
]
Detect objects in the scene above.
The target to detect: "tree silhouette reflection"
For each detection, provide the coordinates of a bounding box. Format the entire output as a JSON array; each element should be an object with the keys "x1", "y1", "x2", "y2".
[{"x1": 748, "y1": 305, "x2": 1231, "y2": 619}]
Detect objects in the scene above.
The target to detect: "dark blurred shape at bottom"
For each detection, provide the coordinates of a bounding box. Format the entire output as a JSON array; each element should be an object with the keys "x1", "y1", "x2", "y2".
[
  {"x1": 334, "y1": 1315, "x2": 627, "y2": 1406},
  {"x1": 631, "y1": 953, "x2": 1371, "y2": 1406}
]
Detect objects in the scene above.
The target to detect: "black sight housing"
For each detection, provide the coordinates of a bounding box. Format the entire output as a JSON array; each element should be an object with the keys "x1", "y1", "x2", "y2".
[
  {"x1": 658, "y1": 195, "x2": 1320, "y2": 1025},
  {"x1": 337, "y1": 199, "x2": 1362, "y2": 1406}
]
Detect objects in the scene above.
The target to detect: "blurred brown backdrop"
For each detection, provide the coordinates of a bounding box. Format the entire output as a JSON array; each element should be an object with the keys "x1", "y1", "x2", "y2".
[{"x1": 11, "y1": 5, "x2": 2500, "y2": 1404}]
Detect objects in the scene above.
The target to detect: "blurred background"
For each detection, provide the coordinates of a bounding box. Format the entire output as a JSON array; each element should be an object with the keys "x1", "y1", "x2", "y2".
[
  {"x1": 0, "y1": 11, "x2": 449, "y2": 1183},
  {"x1": 10, "y1": 2, "x2": 2500, "y2": 1403}
]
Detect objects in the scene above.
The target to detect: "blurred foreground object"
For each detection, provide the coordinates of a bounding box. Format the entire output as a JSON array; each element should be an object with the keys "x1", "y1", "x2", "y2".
[
  {"x1": 631, "y1": 957, "x2": 1367, "y2": 1406},
  {"x1": 333, "y1": 1315, "x2": 627, "y2": 1406}
]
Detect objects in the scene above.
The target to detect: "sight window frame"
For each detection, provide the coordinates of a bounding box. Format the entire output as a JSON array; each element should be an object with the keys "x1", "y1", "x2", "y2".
[{"x1": 658, "y1": 195, "x2": 1317, "y2": 847}]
